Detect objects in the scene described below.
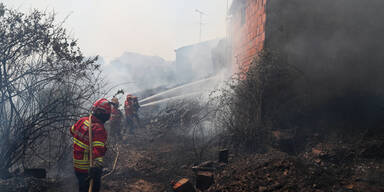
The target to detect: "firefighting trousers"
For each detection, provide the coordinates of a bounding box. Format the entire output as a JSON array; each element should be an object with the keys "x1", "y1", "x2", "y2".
[
  {"x1": 75, "y1": 171, "x2": 101, "y2": 192},
  {"x1": 125, "y1": 116, "x2": 136, "y2": 134},
  {"x1": 110, "y1": 120, "x2": 122, "y2": 138}
]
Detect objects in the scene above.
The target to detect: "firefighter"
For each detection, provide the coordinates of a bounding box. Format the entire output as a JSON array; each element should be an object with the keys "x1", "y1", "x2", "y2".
[
  {"x1": 110, "y1": 96, "x2": 122, "y2": 139},
  {"x1": 124, "y1": 94, "x2": 140, "y2": 134},
  {"x1": 70, "y1": 98, "x2": 111, "y2": 192}
]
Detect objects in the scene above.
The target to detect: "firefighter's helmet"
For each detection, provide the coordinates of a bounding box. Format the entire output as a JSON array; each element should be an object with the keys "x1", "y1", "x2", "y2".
[{"x1": 91, "y1": 98, "x2": 112, "y2": 122}]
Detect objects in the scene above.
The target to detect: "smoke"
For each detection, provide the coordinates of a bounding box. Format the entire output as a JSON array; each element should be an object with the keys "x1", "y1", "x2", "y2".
[
  {"x1": 174, "y1": 39, "x2": 221, "y2": 83},
  {"x1": 265, "y1": 0, "x2": 384, "y2": 130},
  {"x1": 101, "y1": 52, "x2": 175, "y2": 91},
  {"x1": 101, "y1": 38, "x2": 231, "y2": 101}
]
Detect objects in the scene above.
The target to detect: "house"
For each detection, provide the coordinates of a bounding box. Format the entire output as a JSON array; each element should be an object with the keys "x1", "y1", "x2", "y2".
[
  {"x1": 229, "y1": 0, "x2": 266, "y2": 72},
  {"x1": 174, "y1": 39, "x2": 222, "y2": 83},
  {"x1": 229, "y1": 0, "x2": 384, "y2": 96},
  {"x1": 229, "y1": 0, "x2": 384, "y2": 77},
  {"x1": 229, "y1": 0, "x2": 384, "y2": 127}
]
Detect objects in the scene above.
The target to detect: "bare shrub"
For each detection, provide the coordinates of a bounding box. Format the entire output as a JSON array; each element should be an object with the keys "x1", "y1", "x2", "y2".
[
  {"x1": 215, "y1": 50, "x2": 308, "y2": 152},
  {"x1": 0, "y1": 4, "x2": 103, "y2": 178}
]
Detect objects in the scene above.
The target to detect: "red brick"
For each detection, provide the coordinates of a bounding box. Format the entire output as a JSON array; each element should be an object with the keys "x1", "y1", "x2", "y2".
[
  {"x1": 262, "y1": 13, "x2": 266, "y2": 24},
  {"x1": 261, "y1": 32, "x2": 265, "y2": 42},
  {"x1": 230, "y1": 0, "x2": 267, "y2": 74}
]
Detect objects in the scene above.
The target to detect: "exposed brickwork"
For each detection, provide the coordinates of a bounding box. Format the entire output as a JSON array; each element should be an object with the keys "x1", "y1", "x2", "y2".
[{"x1": 230, "y1": 0, "x2": 267, "y2": 73}]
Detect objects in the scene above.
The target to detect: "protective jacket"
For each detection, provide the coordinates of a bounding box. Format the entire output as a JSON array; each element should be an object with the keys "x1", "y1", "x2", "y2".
[
  {"x1": 110, "y1": 107, "x2": 122, "y2": 121},
  {"x1": 124, "y1": 96, "x2": 139, "y2": 116},
  {"x1": 70, "y1": 116, "x2": 107, "y2": 173}
]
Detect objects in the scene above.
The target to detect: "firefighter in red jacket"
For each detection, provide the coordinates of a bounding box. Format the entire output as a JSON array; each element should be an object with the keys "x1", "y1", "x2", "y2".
[
  {"x1": 70, "y1": 98, "x2": 111, "y2": 192},
  {"x1": 124, "y1": 94, "x2": 140, "y2": 134},
  {"x1": 110, "y1": 96, "x2": 122, "y2": 139}
]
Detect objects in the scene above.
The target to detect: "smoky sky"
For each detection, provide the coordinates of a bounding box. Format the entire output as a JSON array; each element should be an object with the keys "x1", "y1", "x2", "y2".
[{"x1": 2, "y1": 0, "x2": 231, "y2": 62}]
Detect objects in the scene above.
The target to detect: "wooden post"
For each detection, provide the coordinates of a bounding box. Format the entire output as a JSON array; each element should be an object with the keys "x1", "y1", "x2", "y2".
[{"x1": 88, "y1": 114, "x2": 94, "y2": 192}]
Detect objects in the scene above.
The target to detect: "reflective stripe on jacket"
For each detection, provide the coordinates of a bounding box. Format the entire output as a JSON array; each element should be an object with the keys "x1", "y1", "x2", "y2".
[{"x1": 70, "y1": 116, "x2": 107, "y2": 173}]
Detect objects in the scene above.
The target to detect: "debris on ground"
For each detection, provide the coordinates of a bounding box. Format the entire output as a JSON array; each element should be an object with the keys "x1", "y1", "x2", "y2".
[
  {"x1": 208, "y1": 144, "x2": 384, "y2": 192},
  {"x1": 0, "y1": 177, "x2": 54, "y2": 192}
]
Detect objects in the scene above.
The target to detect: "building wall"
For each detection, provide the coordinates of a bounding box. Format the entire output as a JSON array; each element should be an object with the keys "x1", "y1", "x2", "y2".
[
  {"x1": 230, "y1": 0, "x2": 384, "y2": 127},
  {"x1": 230, "y1": 0, "x2": 267, "y2": 73},
  {"x1": 231, "y1": 0, "x2": 384, "y2": 95}
]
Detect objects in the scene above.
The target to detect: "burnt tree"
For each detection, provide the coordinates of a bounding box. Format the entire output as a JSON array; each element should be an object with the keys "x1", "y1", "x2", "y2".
[{"x1": 0, "y1": 4, "x2": 103, "y2": 177}]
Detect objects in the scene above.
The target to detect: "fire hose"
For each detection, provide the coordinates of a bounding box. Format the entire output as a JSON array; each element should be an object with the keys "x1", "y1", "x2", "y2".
[
  {"x1": 140, "y1": 91, "x2": 202, "y2": 107},
  {"x1": 102, "y1": 145, "x2": 120, "y2": 179}
]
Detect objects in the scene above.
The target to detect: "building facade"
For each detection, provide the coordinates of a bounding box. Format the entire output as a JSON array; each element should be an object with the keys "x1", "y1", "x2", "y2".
[
  {"x1": 229, "y1": 0, "x2": 384, "y2": 94},
  {"x1": 230, "y1": 0, "x2": 267, "y2": 73},
  {"x1": 229, "y1": 0, "x2": 384, "y2": 127}
]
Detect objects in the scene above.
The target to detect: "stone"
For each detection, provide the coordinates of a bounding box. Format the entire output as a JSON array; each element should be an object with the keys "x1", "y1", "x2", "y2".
[{"x1": 196, "y1": 171, "x2": 214, "y2": 190}]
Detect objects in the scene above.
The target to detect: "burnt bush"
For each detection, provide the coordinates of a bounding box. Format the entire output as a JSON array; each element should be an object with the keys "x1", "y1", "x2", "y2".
[
  {"x1": 144, "y1": 98, "x2": 220, "y2": 163},
  {"x1": 217, "y1": 48, "x2": 384, "y2": 155},
  {"x1": 216, "y1": 50, "x2": 308, "y2": 152},
  {"x1": 0, "y1": 4, "x2": 103, "y2": 178}
]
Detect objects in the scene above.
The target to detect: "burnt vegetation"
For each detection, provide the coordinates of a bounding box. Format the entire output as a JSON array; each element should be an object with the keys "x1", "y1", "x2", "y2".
[
  {"x1": 217, "y1": 48, "x2": 384, "y2": 154},
  {"x1": 215, "y1": 51, "x2": 308, "y2": 153},
  {"x1": 0, "y1": 4, "x2": 102, "y2": 180},
  {"x1": 0, "y1": 1, "x2": 383, "y2": 191},
  {"x1": 99, "y1": 99, "x2": 222, "y2": 191},
  {"x1": 209, "y1": 49, "x2": 384, "y2": 191}
]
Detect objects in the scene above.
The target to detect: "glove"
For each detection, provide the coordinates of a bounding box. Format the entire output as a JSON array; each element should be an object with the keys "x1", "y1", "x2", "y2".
[{"x1": 87, "y1": 166, "x2": 102, "y2": 181}]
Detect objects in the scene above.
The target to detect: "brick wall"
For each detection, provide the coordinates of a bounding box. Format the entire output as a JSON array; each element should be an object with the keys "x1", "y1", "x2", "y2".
[
  {"x1": 229, "y1": 0, "x2": 384, "y2": 129},
  {"x1": 230, "y1": 0, "x2": 267, "y2": 73}
]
